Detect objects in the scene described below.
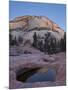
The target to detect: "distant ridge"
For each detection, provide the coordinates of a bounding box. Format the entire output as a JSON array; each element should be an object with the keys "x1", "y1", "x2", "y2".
[{"x1": 9, "y1": 15, "x2": 64, "y2": 34}]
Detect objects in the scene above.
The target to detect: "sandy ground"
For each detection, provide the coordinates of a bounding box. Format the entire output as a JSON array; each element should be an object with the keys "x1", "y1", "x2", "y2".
[{"x1": 9, "y1": 46, "x2": 66, "y2": 89}]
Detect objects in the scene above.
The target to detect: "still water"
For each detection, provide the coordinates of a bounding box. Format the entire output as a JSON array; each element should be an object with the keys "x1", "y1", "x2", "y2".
[{"x1": 17, "y1": 68, "x2": 56, "y2": 83}]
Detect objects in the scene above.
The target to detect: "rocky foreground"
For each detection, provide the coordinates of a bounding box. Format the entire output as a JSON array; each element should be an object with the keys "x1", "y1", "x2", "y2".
[{"x1": 9, "y1": 46, "x2": 66, "y2": 89}]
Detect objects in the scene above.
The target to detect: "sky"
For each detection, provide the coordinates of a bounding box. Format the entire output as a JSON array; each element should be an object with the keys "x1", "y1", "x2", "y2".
[{"x1": 9, "y1": 1, "x2": 66, "y2": 31}]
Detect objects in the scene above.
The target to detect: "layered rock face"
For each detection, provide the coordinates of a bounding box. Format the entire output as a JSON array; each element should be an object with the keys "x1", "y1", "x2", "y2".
[
  {"x1": 9, "y1": 15, "x2": 64, "y2": 45},
  {"x1": 9, "y1": 15, "x2": 63, "y2": 33}
]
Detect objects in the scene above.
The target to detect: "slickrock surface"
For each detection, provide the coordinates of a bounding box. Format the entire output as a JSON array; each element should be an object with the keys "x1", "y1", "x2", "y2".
[{"x1": 9, "y1": 46, "x2": 66, "y2": 89}]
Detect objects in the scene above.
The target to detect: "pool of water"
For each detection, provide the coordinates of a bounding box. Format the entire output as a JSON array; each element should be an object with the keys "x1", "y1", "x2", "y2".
[{"x1": 16, "y1": 68, "x2": 56, "y2": 83}]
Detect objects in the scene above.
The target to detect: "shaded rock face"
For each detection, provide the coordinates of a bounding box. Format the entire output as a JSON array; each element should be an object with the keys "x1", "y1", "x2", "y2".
[{"x1": 9, "y1": 15, "x2": 64, "y2": 46}]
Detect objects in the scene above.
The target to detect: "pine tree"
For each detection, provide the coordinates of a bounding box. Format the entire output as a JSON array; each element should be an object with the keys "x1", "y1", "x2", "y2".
[
  {"x1": 13, "y1": 37, "x2": 17, "y2": 45},
  {"x1": 49, "y1": 37, "x2": 57, "y2": 54},
  {"x1": 60, "y1": 38, "x2": 64, "y2": 51},
  {"x1": 50, "y1": 37, "x2": 54, "y2": 54},
  {"x1": 18, "y1": 36, "x2": 23, "y2": 44},
  {"x1": 33, "y1": 32, "x2": 38, "y2": 48},
  {"x1": 60, "y1": 32, "x2": 66, "y2": 52},
  {"x1": 38, "y1": 40, "x2": 43, "y2": 52},
  {"x1": 53, "y1": 38, "x2": 56, "y2": 53},
  {"x1": 47, "y1": 41, "x2": 51, "y2": 54},
  {"x1": 64, "y1": 32, "x2": 66, "y2": 51},
  {"x1": 9, "y1": 33, "x2": 12, "y2": 45},
  {"x1": 44, "y1": 32, "x2": 51, "y2": 53}
]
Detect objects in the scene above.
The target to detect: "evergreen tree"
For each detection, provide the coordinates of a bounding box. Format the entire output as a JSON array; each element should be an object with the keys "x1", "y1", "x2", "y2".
[
  {"x1": 9, "y1": 33, "x2": 12, "y2": 45},
  {"x1": 33, "y1": 32, "x2": 38, "y2": 48},
  {"x1": 56, "y1": 41, "x2": 60, "y2": 52},
  {"x1": 60, "y1": 38, "x2": 64, "y2": 51},
  {"x1": 18, "y1": 36, "x2": 23, "y2": 44},
  {"x1": 64, "y1": 32, "x2": 66, "y2": 51},
  {"x1": 60, "y1": 32, "x2": 66, "y2": 52},
  {"x1": 47, "y1": 41, "x2": 51, "y2": 54},
  {"x1": 44, "y1": 32, "x2": 51, "y2": 53},
  {"x1": 53, "y1": 38, "x2": 56, "y2": 53},
  {"x1": 9, "y1": 33, "x2": 18, "y2": 46},
  {"x1": 12, "y1": 37, "x2": 18, "y2": 46},
  {"x1": 38, "y1": 40, "x2": 43, "y2": 52}
]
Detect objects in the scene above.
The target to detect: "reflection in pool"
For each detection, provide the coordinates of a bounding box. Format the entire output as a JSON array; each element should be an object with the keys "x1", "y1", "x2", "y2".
[{"x1": 16, "y1": 68, "x2": 56, "y2": 83}]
